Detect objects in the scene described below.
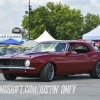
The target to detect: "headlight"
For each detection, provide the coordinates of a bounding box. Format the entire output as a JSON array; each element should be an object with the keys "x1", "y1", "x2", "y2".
[{"x1": 24, "y1": 60, "x2": 30, "y2": 67}]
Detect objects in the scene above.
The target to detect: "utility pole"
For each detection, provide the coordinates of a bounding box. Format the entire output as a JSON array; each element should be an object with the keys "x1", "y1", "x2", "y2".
[
  {"x1": 28, "y1": 0, "x2": 31, "y2": 40},
  {"x1": 25, "y1": 0, "x2": 32, "y2": 40}
]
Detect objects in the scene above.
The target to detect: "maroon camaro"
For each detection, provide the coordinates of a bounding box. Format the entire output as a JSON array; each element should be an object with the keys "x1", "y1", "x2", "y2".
[{"x1": 0, "y1": 40, "x2": 100, "y2": 82}]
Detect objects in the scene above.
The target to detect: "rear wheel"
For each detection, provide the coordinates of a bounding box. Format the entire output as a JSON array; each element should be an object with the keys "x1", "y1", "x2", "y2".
[
  {"x1": 90, "y1": 61, "x2": 100, "y2": 78},
  {"x1": 3, "y1": 74, "x2": 17, "y2": 80},
  {"x1": 40, "y1": 62, "x2": 54, "y2": 82}
]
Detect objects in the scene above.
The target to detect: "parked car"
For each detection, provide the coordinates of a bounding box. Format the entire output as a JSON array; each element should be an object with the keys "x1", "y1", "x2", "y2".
[
  {"x1": 0, "y1": 40, "x2": 100, "y2": 82},
  {"x1": 0, "y1": 44, "x2": 24, "y2": 55},
  {"x1": 0, "y1": 43, "x2": 8, "y2": 55},
  {"x1": 8, "y1": 45, "x2": 25, "y2": 53}
]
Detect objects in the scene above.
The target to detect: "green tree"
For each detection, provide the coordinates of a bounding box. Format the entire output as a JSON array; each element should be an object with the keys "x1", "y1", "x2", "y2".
[
  {"x1": 82, "y1": 13, "x2": 100, "y2": 34},
  {"x1": 21, "y1": 2, "x2": 84, "y2": 40}
]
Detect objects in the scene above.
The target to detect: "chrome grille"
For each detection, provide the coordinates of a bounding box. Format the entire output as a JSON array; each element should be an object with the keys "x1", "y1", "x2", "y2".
[{"x1": 0, "y1": 59, "x2": 25, "y2": 66}]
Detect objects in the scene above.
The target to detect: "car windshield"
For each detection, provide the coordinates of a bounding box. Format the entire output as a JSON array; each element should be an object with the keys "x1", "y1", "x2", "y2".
[{"x1": 32, "y1": 42, "x2": 66, "y2": 52}]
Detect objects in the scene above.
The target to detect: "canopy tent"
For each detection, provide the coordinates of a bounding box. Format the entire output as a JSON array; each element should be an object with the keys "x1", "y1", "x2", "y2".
[
  {"x1": 2, "y1": 38, "x2": 20, "y2": 45},
  {"x1": 19, "y1": 41, "x2": 24, "y2": 44},
  {"x1": 82, "y1": 25, "x2": 100, "y2": 40},
  {"x1": 34, "y1": 30, "x2": 55, "y2": 42},
  {"x1": 22, "y1": 40, "x2": 38, "y2": 47}
]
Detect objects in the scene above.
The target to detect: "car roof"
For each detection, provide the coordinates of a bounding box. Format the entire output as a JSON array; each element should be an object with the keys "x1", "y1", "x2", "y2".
[
  {"x1": 39, "y1": 40, "x2": 86, "y2": 44},
  {"x1": 39, "y1": 40, "x2": 96, "y2": 51}
]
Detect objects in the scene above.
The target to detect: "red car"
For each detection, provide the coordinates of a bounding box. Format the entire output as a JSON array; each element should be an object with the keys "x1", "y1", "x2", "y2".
[{"x1": 0, "y1": 40, "x2": 100, "y2": 82}]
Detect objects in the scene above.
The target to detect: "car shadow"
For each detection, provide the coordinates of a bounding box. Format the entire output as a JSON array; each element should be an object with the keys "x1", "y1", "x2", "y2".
[
  {"x1": 0, "y1": 74, "x2": 94, "y2": 83},
  {"x1": 53, "y1": 74, "x2": 92, "y2": 82}
]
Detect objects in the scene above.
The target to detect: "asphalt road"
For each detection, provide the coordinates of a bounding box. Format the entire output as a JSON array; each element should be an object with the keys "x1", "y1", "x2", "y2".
[{"x1": 0, "y1": 73, "x2": 100, "y2": 100}]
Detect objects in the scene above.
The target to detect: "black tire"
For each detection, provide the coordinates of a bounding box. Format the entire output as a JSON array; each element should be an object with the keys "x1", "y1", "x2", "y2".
[
  {"x1": 90, "y1": 61, "x2": 100, "y2": 78},
  {"x1": 40, "y1": 62, "x2": 54, "y2": 82},
  {"x1": 3, "y1": 74, "x2": 17, "y2": 80}
]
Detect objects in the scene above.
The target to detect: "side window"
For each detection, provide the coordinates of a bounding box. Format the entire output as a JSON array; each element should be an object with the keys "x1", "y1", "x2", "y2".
[
  {"x1": 74, "y1": 44, "x2": 91, "y2": 53},
  {"x1": 55, "y1": 43, "x2": 66, "y2": 52}
]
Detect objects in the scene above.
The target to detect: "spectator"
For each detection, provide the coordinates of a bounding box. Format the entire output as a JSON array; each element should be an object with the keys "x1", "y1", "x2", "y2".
[
  {"x1": 93, "y1": 43, "x2": 99, "y2": 50},
  {"x1": 98, "y1": 44, "x2": 100, "y2": 51}
]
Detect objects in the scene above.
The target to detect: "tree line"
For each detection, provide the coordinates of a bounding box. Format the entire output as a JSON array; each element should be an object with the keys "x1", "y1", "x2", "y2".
[{"x1": 21, "y1": 2, "x2": 100, "y2": 40}]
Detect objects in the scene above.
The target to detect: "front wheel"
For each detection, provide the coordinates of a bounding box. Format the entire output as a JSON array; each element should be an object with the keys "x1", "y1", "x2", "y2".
[
  {"x1": 90, "y1": 61, "x2": 100, "y2": 78},
  {"x1": 3, "y1": 74, "x2": 17, "y2": 80},
  {"x1": 40, "y1": 62, "x2": 54, "y2": 82}
]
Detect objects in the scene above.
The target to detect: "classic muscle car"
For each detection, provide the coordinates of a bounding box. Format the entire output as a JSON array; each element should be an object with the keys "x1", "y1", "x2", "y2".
[{"x1": 0, "y1": 40, "x2": 100, "y2": 82}]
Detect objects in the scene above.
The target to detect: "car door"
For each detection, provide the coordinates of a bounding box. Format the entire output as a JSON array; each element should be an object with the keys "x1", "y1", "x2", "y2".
[
  {"x1": 65, "y1": 43, "x2": 96, "y2": 74},
  {"x1": 65, "y1": 53, "x2": 90, "y2": 74}
]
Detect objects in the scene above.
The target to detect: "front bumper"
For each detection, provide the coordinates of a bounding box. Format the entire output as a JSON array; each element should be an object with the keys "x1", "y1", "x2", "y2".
[{"x1": 0, "y1": 66, "x2": 35, "y2": 70}]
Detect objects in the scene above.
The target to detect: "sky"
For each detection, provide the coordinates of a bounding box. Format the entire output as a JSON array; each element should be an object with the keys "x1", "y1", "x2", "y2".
[{"x1": 0, "y1": 0, "x2": 100, "y2": 34}]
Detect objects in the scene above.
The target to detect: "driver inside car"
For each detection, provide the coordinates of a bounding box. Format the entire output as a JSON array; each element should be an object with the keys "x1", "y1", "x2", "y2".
[{"x1": 70, "y1": 44, "x2": 77, "y2": 54}]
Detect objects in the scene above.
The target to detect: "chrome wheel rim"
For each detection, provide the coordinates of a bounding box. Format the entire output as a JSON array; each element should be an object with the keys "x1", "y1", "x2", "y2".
[
  {"x1": 47, "y1": 63, "x2": 54, "y2": 80},
  {"x1": 96, "y1": 62, "x2": 100, "y2": 77}
]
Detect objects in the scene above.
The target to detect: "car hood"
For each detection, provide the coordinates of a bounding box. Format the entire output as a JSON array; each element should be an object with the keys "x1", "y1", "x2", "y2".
[{"x1": 0, "y1": 51, "x2": 52, "y2": 59}]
